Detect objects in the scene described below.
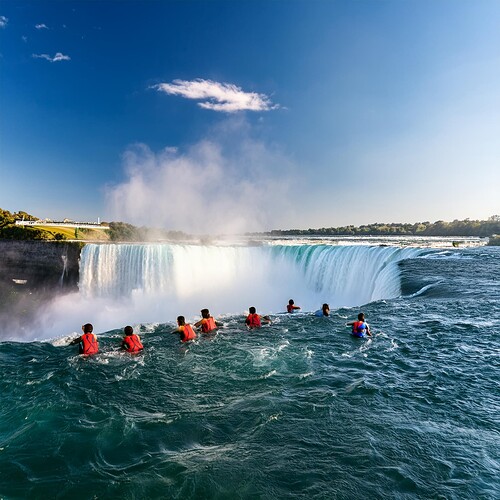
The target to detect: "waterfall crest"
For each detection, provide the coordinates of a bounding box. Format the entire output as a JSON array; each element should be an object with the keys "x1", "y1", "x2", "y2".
[{"x1": 79, "y1": 244, "x2": 424, "y2": 310}]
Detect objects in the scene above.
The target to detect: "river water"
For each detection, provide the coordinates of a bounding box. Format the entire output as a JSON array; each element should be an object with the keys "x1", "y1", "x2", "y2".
[{"x1": 0, "y1": 239, "x2": 498, "y2": 498}]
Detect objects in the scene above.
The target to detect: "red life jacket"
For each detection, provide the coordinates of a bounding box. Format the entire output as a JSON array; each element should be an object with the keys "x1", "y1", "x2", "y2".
[
  {"x1": 352, "y1": 321, "x2": 366, "y2": 337},
  {"x1": 246, "y1": 313, "x2": 261, "y2": 328},
  {"x1": 123, "y1": 334, "x2": 143, "y2": 353},
  {"x1": 81, "y1": 333, "x2": 98, "y2": 355},
  {"x1": 287, "y1": 304, "x2": 296, "y2": 313},
  {"x1": 180, "y1": 324, "x2": 196, "y2": 342},
  {"x1": 202, "y1": 317, "x2": 217, "y2": 333}
]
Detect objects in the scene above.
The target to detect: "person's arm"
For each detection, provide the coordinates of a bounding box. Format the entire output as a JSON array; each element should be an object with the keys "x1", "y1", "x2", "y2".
[
  {"x1": 293, "y1": 305, "x2": 301, "y2": 311},
  {"x1": 262, "y1": 315, "x2": 272, "y2": 324},
  {"x1": 215, "y1": 320, "x2": 223, "y2": 327},
  {"x1": 366, "y1": 323, "x2": 372, "y2": 336},
  {"x1": 69, "y1": 336, "x2": 82, "y2": 345},
  {"x1": 194, "y1": 319, "x2": 203, "y2": 328}
]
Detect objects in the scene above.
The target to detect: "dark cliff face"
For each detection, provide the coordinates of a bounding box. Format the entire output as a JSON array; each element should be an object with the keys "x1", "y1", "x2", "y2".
[
  {"x1": 0, "y1": 241, "x2": 83, "y2": 337},
  {"x1": 0, "y1": 240, "x2": 82, "y2": 291}
]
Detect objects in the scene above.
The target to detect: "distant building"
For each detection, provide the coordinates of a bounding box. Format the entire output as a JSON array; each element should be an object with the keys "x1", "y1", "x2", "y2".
[{"x1": 15, "y1": 218, "x2": 108, "y2": 230}]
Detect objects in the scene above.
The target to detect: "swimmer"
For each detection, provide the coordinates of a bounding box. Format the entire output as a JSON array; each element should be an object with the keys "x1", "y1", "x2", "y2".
[
  {"x1": 347, "y1": 313, "x2": 372, "y2": 337},
  {"x1": 315, "y1": 303, "x2": 330, "y2": 317},
  {"x1": 174, "y1": 316, "x2": 197, "y2": 342},
  {"x1": 245, "y1": 306, "x2": 272, "y2": 329},
  {"x1": 121, "y1": 325, "x2": 144, "y2": 353},
  {"x1": 287, "y1": 299, "x2": 301, "y2": 313},
  {"x1": 194, "y1": 308, "x2": 222, "y2": 333},
  {"x1": 69, "y1": 323, "x2": 99, "y2": 355}
]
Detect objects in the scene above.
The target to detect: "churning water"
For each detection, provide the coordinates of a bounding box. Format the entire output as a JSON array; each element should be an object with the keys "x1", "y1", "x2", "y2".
[{"x1": 1, "y1": 241, "x2": 499, "y2": 498}]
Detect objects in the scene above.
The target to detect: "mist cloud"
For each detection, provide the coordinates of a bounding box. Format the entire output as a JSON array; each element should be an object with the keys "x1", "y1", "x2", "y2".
[
  {"x1": 154, "y1": 79, "x2": 278, "y2": 113},
  {"x1": 105, "y1": 134, "x2": 294, "y2": 234}
]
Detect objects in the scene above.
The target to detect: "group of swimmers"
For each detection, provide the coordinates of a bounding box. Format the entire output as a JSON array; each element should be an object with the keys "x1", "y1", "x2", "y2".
[
  {"x1": 69, "y1": 300, "x2": 372, "y2": 356},
  {"x1": 69, "y1": 323, "x2": 144, "y2": 355}
]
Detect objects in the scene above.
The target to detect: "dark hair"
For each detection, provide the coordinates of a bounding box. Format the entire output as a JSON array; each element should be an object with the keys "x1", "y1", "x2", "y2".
[
  {"x1": 249, "y1": 306, "x2": 256, "y2": 314},
  {"x1": 83, "y1": 323, "x2": 93, "y2": 333},
  {"x1": 358, "y1": 312, "x2": 365, "y2": 321},
  {"x1": 288, "y1": 299, "x2": 294, "y2": 305},
  {"x1": 124, "y1": 325, "x2": 133, "y2": 336},
  {"x1": 201, "y1": 308, "x2": 210, "y2": 319},
  {"x1": 322, "y1": 304, "x2": 329, "y2": 315},
  {"x1": 177, "y1": 316, "x2": 186, "y2": 326}
]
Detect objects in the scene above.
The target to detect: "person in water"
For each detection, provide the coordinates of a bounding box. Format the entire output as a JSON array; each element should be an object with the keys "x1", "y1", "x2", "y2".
[
  {"x1": 287, "y1": 299, "x2": 301, "y2": 313},
  {"x1": 121, "y1": 325, "x2": 144, "y2": 353},
  {"x1": 347, "y1": 313, "x2": 372, "y2": 337},
  {"x1": 69, "y1": 323, "x2": 99, "y2": 355},
  {"x1": 174, "y1": 316, "x2": 197, "y2": 342},
  {"x1": 315, "y1": 303, "x2": 330, "y2": 317},
  {"x1": 194, "y1": 308, "x2": 222, "y2": 333},
  {"x1": 245, "y1": 306, "x2": 272, "y2": 329}
]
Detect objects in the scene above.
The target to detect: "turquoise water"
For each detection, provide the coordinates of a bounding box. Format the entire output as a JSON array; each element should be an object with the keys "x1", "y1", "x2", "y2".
[{"x1": 1, "y1": 245, "x2": 499, "y2": 498}]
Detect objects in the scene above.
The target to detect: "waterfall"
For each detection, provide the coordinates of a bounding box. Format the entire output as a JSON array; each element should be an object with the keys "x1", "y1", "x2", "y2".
[
  {"x1": 20, "y1": 242, "x2": 427, "y2": 340},
  {"x1": 79, "y1": 243, "x2": 425, "y2": 311},
  {"x1": 59, "y1": 254, "x2": 68, "y2": 287},
  {"x1": 268, "y1": 245, "x2": 425, "y2": 306}
]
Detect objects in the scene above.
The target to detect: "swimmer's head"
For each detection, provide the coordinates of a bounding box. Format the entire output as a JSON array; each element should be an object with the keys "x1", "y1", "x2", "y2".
[
  {"x1": 177, "y1": 316, "x2": 186, "y2": 326},
  {"x1": 358, "y1": 313, "x2": 365, "y2": 321},
  {"x1": 124, "y1": 325, "x2": 133, "y2": 336},
  {"x1": 201, "y1": 309, "x2": 210, "y2": 318},
  {"x1": 82, "y1": 323, "x2": 93, "y2": 333},
  {"x1": 249, "y1": 306, "x2": 256, "y2": 314}
]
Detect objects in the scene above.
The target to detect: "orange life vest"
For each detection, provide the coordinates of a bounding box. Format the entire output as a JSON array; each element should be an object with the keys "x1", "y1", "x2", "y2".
[
  {"x1": 80, "y1": 333, "x2": 98, "y2": 355},
  {"x1": 180, "y1": 324, "x2": 196, "y2": 342},
  {"x1": 123, "y1": 334, "x2": 143, "y2": 353},
  {"x1": 202, "y1": 316, "x2": 217, "y2": 333},
  {"x1": 246, "y1": 313, "x2": 261, "y2": 328}
]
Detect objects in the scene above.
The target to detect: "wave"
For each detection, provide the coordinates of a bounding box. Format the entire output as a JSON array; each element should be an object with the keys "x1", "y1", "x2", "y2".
[{"x1": 407, "y1": 281, "x2": 445, "y2": 298}]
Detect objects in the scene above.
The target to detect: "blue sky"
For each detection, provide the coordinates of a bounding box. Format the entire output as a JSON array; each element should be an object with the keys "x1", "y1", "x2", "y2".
[{"x1": 1, "y1": 0, "x2": 499, "y2": 232}]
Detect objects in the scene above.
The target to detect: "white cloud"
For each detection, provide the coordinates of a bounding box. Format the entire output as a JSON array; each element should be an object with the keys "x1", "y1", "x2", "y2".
[
  {"x1": 32, "y1": 52, "x2": 71, "y2": 62},
  {"x1": 22, "y1": 35, "x2": 28, "y2": 43},
  {"x1": 52, "y1": 52, "x2": 70, "y2": 62},
  {"x1": 35, "y1": 23, "x2": 49, "y2": 30},
  {"x1": 105, "y1": 133, "x2": 294, "y2": 234},
  {"x1": 155, "y1": 78, "x2": 278, "y2": 113},
  {"x1": 0, "y1": 15, "x2": 8, "y2": 28}
]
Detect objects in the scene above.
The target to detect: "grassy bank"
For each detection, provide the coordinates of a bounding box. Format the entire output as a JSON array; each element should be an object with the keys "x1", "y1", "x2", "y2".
[{"x1": 36, "y1": 226, "x2": 110, "y2": 241}]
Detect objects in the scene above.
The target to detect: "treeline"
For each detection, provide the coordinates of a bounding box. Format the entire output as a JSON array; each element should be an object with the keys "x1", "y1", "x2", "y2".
[
  {"x1": 263, "y1": 217, "x2": 500, "y2": 238},
  {"x1": 106, "y1": 222, "x2": 191, "y2": 242},
  {"x1": 0, "y1": 208, "x2": 50, "y2": 240},
  {"x1": 3, "y1": 208, "x2": 500, "y2": 241}
]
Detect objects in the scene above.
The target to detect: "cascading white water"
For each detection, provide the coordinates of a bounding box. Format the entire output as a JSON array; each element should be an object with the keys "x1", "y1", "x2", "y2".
[
  {"x1": 79, "y1": 243, "x2": 424, "y2": 309},
  {"x1": 268, "y1": 245, "x2": 425, "y2": 306},
  {"x1": 30, "y1": 243, "x2": 425, "y2": 340}
]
